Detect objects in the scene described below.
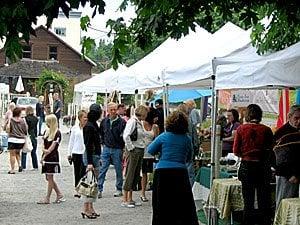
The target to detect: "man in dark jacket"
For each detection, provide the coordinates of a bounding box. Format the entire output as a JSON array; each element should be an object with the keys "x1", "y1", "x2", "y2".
[
  {"x1": 274, "y1": 105, "x2": 300, "y2": 209},
  {"x1": 98, "y1": 102, "x2": 126, "y2": 198}
]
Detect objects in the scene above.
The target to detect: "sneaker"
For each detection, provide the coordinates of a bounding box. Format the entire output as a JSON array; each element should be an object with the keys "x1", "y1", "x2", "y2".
[
  {"x1": 121, "y1": 202, "x2": 135, "y2": 208},
  {"x1": 129, "y1": 200, "x2": 142, "y2": 206},
  {"x1": 113, "y1": 190, "x2": 123, "y2": 197},
  {"x1": 98, "y1": 192, "x2": 102, "y2": 199}
]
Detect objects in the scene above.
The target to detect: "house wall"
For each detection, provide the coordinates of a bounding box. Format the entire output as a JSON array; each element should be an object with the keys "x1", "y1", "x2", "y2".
[
  {"x1": 36, "y1": 11, "x2": 82, "y2": 51},
  {"x1": 0, "y1": 28, "x2": 93, "y2": 76},
  {"x1": 31, "y1": 28, "x2": 92, "y2": 75}
]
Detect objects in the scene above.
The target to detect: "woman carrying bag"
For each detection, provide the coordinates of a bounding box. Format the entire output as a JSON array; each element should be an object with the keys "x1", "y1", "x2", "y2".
[
  {"x1": 122, "y1": 105, "x2": 148, "y2": 208},
  {"x1": 22, "y1": 106, "x2": 38, "y2": 170},
  {"x1": 81, "y1": 104, "x2": 102, "y2": 219}
]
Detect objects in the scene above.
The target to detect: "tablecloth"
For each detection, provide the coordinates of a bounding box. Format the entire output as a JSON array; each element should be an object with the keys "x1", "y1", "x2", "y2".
[
  {"x1": 208, "y1": 178, "x2": 244, "y2": 219},
  {"x1": 274, "y1": 198, "x2": 300, "y2": 225}
]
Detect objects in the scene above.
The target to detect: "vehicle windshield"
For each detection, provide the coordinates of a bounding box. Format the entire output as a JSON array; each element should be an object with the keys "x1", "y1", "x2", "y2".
[{"x1": 17, "y1": 98, "x2": 38, "y2": 105}]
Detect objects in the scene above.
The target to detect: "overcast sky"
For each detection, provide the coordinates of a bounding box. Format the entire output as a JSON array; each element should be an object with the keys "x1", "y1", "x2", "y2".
[{"x1": 80, "y1": 0, "x2": 136, "y2": 42}]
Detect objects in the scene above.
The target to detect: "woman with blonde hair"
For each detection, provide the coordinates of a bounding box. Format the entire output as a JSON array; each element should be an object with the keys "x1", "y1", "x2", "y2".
[
  {"x1": 38, "y1": 114, "x2": 65, "y2": 204},
  {"x1": 4, "y1": 102, "x2": 15, "y2": 126},
  {"x1": 68, "y1": 110, "x2": 88, "y2": 198},
  {"x1": 122, "y1": 105, "x2": 148, "y2": 208}
]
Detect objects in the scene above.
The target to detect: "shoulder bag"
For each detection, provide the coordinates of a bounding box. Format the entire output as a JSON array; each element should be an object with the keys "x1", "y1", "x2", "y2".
[
  {"x1": 75, "y1": 170, "x2": 98, "y2": 198},
  {"x1": 23, "y1": 135, "x2": 33, "y2": 153}
]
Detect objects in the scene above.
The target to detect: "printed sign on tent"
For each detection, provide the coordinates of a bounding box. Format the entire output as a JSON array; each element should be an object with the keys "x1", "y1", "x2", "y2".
[
  {"x1": 231, "y1": 90, "x2": 279, "y2": 114},
  {"x1": 82, "y1": 92, "x2": 97, "y2": 109}
]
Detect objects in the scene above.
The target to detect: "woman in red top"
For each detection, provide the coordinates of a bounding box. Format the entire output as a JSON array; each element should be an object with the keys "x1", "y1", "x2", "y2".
[{"x1": 233, "y1": 104, "x2": 273, "y2": 225}]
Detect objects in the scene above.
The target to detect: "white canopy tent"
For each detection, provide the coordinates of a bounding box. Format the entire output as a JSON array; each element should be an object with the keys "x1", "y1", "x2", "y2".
[
  {"x1": 74, "y1": 22, "x2": 252, "y2": 94},
  {"x1": 74, "y1": 65, "x2": 135, "y2": 94},
  {"x1": 214, "y1": 41, "x2": 300, "y2": 89},
  {"x1": 129, "y1": 22, "x2": 251, "y2": 91},
  {"x1": 130, "y1": 26, "x2": 212, "y2": 90}
]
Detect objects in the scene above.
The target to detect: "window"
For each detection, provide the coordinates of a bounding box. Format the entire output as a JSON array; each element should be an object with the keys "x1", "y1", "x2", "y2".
[
  {"x1": 54, "y1": 27, "x2": 66, "y2": 36},
  {"x1": 49, "y1": 46, "x2": 58, "y2": 60},
  {"x1": 22, "y1": 45, "x2": 31, "y2": 59}
]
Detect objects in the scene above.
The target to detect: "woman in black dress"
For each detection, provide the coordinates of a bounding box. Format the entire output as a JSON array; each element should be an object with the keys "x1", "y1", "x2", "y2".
[{"x1": 37, "y1": 114, "x2": 65, "y2": 204}]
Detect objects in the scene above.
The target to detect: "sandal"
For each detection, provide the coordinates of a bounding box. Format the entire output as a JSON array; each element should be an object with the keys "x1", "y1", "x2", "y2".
[
  {"x1": 140, "y1": 196, "x2": 149, "y2": 202},
  {"x1": 37, "y1": 199, "x2": 50, "y2": 204},
  {"x1": 92, "y1": 212, "x2": 100, "y2": 217},
  {"x1": 8, "y1": 171, "x2": 15, "y2": 174},
  {"x1": 54, "y1": 196, "x2": 66, "y2": 204}
]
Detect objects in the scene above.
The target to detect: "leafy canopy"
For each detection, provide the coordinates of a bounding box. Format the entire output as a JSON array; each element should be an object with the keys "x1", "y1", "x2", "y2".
[{"x1": 0, "y1": 0, "x2": 299, "y2": 67}]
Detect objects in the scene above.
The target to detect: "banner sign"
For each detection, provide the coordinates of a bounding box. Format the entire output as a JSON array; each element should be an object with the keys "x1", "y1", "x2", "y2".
[
  {"x1": 81, "y1": 92, "x2": 97, "y2": 109},
  {"x1": 231, "y1": 90, "x2": 279, "y2": 114}
]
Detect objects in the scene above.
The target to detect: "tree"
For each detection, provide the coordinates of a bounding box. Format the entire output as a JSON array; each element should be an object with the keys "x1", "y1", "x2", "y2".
[
  {"x1": 0, "y1": 0, "x2": 299, "y2": 67},
  {"x1": 86, "y1": 37, "x2": 164, "y2": 72}
]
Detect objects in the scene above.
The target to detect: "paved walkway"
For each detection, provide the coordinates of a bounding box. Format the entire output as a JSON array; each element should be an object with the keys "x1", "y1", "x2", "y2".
[{"x1": 0, "y1": 126, "x2": 152, "y2": 225}]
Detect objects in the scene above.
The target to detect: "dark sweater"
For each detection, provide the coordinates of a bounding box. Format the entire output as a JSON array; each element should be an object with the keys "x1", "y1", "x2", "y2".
[
  {"x1": 274, "y1": 122, "x2": 300, "y2": 178},
  {"x1": 83, "y1": 121, "x2": 101, "y2": 165},
  {"x1": 100, "y1": 116, "x2": 126, "y2": 149},
  {"x1": 25, "y1": 115, "x2": 38, "y2": 137},
  {"x1": 233, "y1": 123, "x2": 273, "y2": 162},
  {"x1": 36, "y1": 102, "x2": 45, "y2": 118}
]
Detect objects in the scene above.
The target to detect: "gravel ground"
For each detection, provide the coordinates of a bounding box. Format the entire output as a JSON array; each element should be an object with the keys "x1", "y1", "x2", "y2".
[{"x1": 0, "y1": 125, "x2": 152, "y2": 225}]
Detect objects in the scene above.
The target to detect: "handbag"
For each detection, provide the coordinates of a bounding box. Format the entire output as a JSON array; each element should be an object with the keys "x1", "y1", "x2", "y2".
[
  {"x1": 130, "y1": 120, "x2": 138, "y2": 141},
  {"x1": 4, "y1": 120, "x2": 10, "y2": 134},
  {"x1": 23, "y1": 136, "x2": 33, "y2": 153},
  {"x1": 75, "y1": 170, "x2": 98, "y2": 198}
]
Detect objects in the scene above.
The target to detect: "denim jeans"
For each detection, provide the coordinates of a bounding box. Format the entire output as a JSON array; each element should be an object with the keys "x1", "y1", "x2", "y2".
[
  {"x1": 186, "y1": 161, "x2": 195, "y2": 188},
  {"x1": 98, "y1": 146, "x2": 123, "y2": 192},
  {"x1": 21, "y1": 136, "x2": 38, "y2": 169},
  {"x1": 38, "y1": 116, "x2": 44, "y2": 135},
  {"x1": 83, "y1": 153, "x2": 101, "y2": 170}
]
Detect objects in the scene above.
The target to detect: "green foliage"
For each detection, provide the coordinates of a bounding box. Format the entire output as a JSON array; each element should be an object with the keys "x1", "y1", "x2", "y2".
[
  {"x1": 86, "y1": 37, "x2": 162, "y2": 72},
  {"x1": 107, "y1": 0, "x2": 300, "y2": 65},
  {"x1": 36, "y1": 69, "x2": 69, "y2": 93},
  {"x1": 0, "y1": 0, "x2": 106, "y2": 61},
  {"x1": 86, "y1": 39, "x2": 113, "y2": 72},
  {"x1": 0, "y1": 0, "x2": 299, "y2": 67},
  {"x1": 36, "y1": 69, "x2": 72, "y2": 105}
]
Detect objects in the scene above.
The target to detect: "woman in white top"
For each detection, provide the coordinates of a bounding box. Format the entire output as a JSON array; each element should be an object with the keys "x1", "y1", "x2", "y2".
[
  {"x1": 122, "y1": 105, "x2": 148, "y2": 208},
  {"x1": 140, "y1": 108, "x2": 159, "y2": 202},
  {"x1": 67, "y1": 110, "x2": 88, "y2": 198}
]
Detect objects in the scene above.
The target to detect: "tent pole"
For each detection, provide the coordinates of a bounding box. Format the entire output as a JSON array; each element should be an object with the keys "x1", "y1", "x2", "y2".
[
  {"x1": 162, "y1": 70, "x2": 167, "y2": 131},
  {"x1": 166, "y1": 84, "x2": 169, "y2": 117},
  {"x1": 105, "y1": 90, "x2": 108, "y2": 116},
  {"x1": 208, "y1": 58, "x2": 219, "y2": 225},
  {"x1": 210, "y1": 58, "x2": 218, "y2": 188},
  {"x1": 282, "y1": 89, "x2": 287, "y2": 124},
  {"x1": 134, "y1": 89, "x2": 139, "y2": 107},
  {"x1": 118, "y1": 91, "x2": 122, "y2": 104}
]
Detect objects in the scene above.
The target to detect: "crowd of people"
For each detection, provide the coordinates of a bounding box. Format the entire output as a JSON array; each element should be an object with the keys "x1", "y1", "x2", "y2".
[
  {"x1": 1, "y1": 93, "x2": 299, "y2": 225},
  {"x1": 214, "y1": 104, "x2": 300, "y2": 225},
  {"x1": 67, "y1": 99, "x2": 200, "y2": 223}
]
